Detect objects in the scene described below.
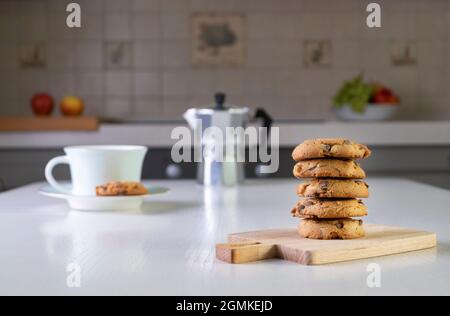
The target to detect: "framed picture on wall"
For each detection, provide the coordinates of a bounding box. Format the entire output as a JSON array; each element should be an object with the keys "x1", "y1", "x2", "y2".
[
  {"x1": 390, "y1": 40, "x2": 417, "y2": 66},
  {"x1": 191, "y1": 12, "x2": 245, "y2": 67},
  {"x1": 303, "y1": 40, "x2": 332, "y2": 68}
]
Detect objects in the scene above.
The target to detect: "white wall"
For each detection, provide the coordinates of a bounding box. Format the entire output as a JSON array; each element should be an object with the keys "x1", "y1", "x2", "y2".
[{"x1": 0, "y1": 0, "x2": 449, "y2": 120}]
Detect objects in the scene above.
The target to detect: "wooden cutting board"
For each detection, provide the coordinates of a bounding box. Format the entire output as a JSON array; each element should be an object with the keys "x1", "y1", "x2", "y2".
[
  {"x1": 0, "y1": 117, "x2": 99, "y2": 131},
  {"x1": 216, "y1": 224, "x2": 437, "y2": 265}
]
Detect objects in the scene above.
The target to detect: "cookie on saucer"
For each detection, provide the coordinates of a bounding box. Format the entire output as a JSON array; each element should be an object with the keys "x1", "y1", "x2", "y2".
[{"x1": 96, "y1": 181, "x2": 148, "y2": 196}]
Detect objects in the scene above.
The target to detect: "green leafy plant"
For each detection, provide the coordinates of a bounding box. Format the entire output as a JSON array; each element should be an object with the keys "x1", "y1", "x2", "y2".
[{"x1": 333, "y1": 75, "x2": 374, "y2": 113}]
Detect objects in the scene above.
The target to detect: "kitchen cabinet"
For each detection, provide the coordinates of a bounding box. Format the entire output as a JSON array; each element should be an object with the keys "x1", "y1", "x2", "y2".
[
  {"x1": 1, "y1": 121, "x2": 449, "y2": 189},
  {"x1": 0, "y1": 148, "x2": 195, "y2": 189},
  {"x1": 1, "y1": 146, "x2": 450, "y2": 190}
]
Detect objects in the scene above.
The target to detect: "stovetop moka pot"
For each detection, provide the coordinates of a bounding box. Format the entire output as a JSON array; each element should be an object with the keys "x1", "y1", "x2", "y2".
[{"x1": 183, "y1": 93, "x2": 272, "y2": 186}]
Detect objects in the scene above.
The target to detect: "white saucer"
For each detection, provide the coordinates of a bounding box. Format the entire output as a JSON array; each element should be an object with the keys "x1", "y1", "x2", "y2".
[{"x1": 39, "y1": 184, "x2": 169, "y2": 211}]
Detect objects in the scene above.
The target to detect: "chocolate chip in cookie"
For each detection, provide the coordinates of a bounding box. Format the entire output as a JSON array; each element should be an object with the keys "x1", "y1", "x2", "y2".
[
  {"x1": 319, "y1": 180, "x2": 328, "y2": 190},
  {"x1": 323, "y1": 144, "x2": 332, "y2": 153}
]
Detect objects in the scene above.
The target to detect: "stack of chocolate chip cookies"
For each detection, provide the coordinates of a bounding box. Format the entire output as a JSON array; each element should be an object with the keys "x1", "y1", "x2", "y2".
[{"x1": 291, "y1": 138, "x2": 371, "y2": 240}]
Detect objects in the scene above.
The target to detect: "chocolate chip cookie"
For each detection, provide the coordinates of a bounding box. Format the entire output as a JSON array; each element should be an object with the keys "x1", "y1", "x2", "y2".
[
  {"x1": 292, "y1": 138, "x2": 371, "y2": 161},
  {"x1": 96, "y1": 181, "x2": 149, "y2": 196},
  {"x1": 297, "y1": 179, "x2": 369, "y2": 198},
  {"x1": 293, "y1": 159, "x2": 366, "y2": 179},
  {"x1": 291, "y1": 198, "x2": 367, "y2": 219},
  {"x1": 299, "y1": 218, "x2": 365, "y2": 240}
]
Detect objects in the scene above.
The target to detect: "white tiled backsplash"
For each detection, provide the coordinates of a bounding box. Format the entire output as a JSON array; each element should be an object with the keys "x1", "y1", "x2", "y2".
[{"x1": 0, "y1": 0, "x2": 449, "y2": 120}]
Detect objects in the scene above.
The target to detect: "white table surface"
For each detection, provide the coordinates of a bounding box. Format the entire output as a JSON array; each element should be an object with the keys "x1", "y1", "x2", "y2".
[{"x1": 0, "y1": 178, "x2": 449, "y2": 295}]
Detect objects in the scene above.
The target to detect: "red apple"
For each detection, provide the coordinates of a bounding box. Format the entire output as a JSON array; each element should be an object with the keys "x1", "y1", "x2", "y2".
[
  {"x1": 60, "y1": 96, "x2": 84, "y2": 116},
  {"x1": 31, "y1": 93, "x2": 54, "y2": 116}
]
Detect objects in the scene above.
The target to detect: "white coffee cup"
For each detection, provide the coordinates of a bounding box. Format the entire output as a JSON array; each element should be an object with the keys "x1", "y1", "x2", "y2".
[{"x1": 45, "y1": 145, "x2": 148, "y2": 196}]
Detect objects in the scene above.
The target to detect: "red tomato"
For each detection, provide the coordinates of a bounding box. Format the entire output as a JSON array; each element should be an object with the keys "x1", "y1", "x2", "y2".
[{"x1": 31, "y1": 93, "x2": 54, "y2": 116}]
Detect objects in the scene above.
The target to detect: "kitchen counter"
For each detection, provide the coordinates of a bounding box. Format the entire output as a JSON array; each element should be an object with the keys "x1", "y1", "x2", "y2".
[
  {"x1": 0, "y1": 121, "x2": 450, "y2": 148},
  {"x1": 0, "y1": 178, "x2": 449, "y2": 295}
]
